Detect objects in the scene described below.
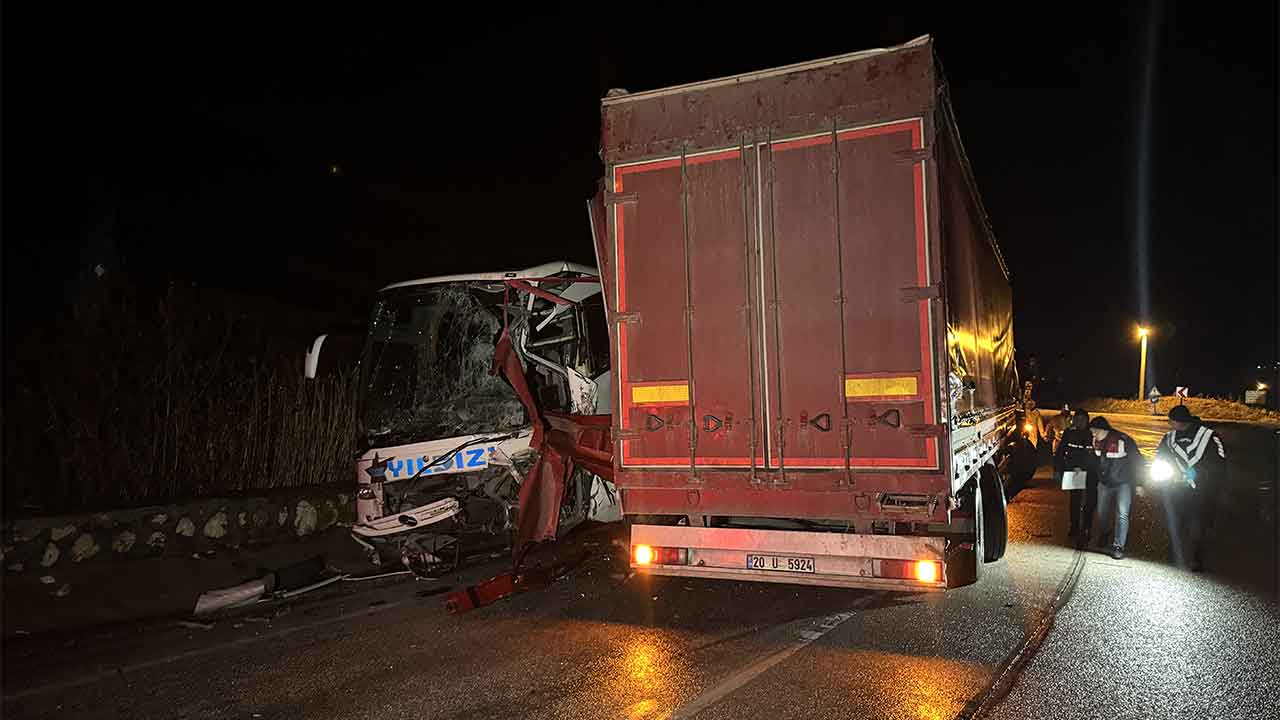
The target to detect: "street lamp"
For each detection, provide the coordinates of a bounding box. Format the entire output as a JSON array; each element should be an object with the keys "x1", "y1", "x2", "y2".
[{"x1": 1137, "y1": 327, "x2": 1151, "y2": 401}]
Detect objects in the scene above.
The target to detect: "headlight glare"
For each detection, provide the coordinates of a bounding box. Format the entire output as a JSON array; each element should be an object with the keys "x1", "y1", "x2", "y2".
[{"x1": 1150, "y1": 459, "x2": 1175, "y2": 484}]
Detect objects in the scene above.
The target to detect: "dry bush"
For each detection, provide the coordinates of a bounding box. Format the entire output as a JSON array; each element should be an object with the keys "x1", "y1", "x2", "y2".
[
  {"x1": 5, "y1": 276, "x2": 359, "y2": 513},
  {"x1": 1080, "y1": 396, "x2": 1280, "y2": 425}
]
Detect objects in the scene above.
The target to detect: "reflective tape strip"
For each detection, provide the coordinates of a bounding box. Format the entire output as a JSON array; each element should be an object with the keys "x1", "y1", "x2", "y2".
[
  {"x1": 845, "y1": 375, "x2": 918, "y2": 399},
  {"x1": 631, "y1": 383, "x2": 689, "y2": 405},
  {"x1": 1185, "y1": 426, "x2": 1212, "y2": 467}
]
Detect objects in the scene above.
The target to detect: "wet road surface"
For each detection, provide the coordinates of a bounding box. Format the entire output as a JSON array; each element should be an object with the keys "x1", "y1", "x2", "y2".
[{"x1": 3, "y1": 419, "x2": 1276, "y2": 719}]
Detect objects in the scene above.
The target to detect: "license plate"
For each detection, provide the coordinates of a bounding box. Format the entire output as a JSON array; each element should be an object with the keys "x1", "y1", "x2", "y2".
[{"x1": 746, "y1": 554, "x2": 816, "y2": 573}]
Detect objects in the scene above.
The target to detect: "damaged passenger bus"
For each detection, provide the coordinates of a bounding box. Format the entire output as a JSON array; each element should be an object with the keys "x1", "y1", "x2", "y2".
[{"x1": 306, "y1": 261, "x2": 620, "y2": 575}]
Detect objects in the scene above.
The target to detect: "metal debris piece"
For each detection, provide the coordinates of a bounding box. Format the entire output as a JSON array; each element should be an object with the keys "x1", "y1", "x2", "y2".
[
  {"x1": 194, "y1": 577, "x2": 273, "y2": 616},
  {"x1": 445, "y1": 549, "x2": 589, "y2": 614},
  {"x1": 277, "y1": 574, "x2": 346, "y2": 599}
]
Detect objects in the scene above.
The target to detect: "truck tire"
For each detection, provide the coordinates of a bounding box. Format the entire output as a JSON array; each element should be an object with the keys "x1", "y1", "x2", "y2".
[{"x1": 980, "y1": 464, "x2": 1008, "y2": 563}]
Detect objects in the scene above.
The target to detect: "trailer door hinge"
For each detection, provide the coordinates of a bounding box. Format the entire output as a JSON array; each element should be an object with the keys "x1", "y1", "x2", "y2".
[
  {"x1": 605, "y1": 191, "x2": 638, "y2": 206},
  {"x1": 899, "y1": 283, "x2": 941, "y2": 303}
]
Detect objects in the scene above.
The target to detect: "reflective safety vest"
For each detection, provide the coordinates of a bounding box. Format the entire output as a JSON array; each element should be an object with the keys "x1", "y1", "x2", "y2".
[{"x1": 1158, "y1": 425, "x2": 1226, "y2": 489}]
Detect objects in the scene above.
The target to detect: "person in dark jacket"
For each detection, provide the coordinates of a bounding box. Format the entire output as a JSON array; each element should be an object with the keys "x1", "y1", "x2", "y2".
[
  {"x1": 1088, "y1": 416, "x2": 1142, "y2": 560},
  {"x1": 1154, "y1": 405, "x2": 1227, "y2": 571},
  {"x1": 1054, "y1": 409, "x2": 1098, "y2": 546},
  {"x1": 1047, "y1": 403, "x2": 1072, "y2": 455}
]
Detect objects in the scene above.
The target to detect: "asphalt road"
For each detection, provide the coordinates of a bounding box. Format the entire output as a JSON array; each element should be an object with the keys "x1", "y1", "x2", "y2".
[{"x1": 3, "y1": 418, "x2": 1277, "y2": 719}]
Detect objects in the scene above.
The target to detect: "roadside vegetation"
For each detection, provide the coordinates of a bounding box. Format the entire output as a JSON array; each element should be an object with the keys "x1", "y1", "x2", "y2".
[
  {"x1": 1079, "y1": 396, "x2": 1280, "y2": 425},
  {"x1": 4, "y1": 276, "x2": 360, "y2": 514}
]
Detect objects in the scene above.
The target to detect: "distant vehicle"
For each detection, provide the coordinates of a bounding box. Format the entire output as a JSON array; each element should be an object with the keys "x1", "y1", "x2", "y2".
[
  {"x1": 307, "y1": 261, "x2": 618, "y2": 574},
  {"x1": 590, "y1": 35, "x2": 1021, "y2": 589}
]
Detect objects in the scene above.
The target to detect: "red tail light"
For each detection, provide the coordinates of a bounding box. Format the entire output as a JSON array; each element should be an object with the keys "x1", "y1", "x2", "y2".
[
  {"x1": 877, "y1": 558, "x2": 942, "y2": 583},
  {"x1": 632, "y1": 545, "x2": 689, "y2": 566}
]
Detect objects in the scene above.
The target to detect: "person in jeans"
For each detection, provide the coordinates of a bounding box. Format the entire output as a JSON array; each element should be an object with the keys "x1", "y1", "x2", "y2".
[
  {"x1": 1088, "y1": 416, "x2": 1142, "y2": 560},
  {"x1": 1053, "y1": 409, "x2": 1098, "y2": 546}
]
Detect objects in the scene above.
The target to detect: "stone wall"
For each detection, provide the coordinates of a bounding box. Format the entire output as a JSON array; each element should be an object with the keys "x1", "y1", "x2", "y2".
[{"x1": 1, "y1": 486, "x2": 355, "y2": 575}]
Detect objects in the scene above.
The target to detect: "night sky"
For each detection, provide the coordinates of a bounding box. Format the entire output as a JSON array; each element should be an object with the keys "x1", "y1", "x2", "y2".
[{"x1": 4, "y1": 2, "x2": 1276, "y2": 398}]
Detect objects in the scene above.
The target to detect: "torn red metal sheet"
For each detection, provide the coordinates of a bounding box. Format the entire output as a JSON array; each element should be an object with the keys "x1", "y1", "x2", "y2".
[
  {"x1": 514, "y1": 444, "x2": 568, "y2": 567},
  {"x1": 490, "y1": 326, "x2": 545, "y2": 450},
  {"x1": 445, "y1": 549, "x2": 591, "y2": 614},
  {"x1": 545, "y1": 412, "x2": 613, "y2": 479},
  {"x1": 490, "y1": 317, "x2": 615, "y2": 569},
  {"x1": 505, "y1": 279, "x2": 575, "y2": 306},
  {"x1": 444, "y1": 571, "x2": 517, "y2": 614}
]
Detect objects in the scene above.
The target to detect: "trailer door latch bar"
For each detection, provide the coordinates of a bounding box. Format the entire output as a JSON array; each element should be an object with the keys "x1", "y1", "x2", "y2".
[{"x1": 899, "y1": 284, "x2": 941, "y2": 302}]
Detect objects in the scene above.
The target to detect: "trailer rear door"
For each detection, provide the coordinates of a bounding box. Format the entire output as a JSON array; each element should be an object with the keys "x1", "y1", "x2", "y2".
[
  {"x1": 611, "y1": 119, "x2": 937, "y2": 472},
  {"x1": 612, "y1": 149, "x2": 763, "y2": 469},
  {"x1": 762, "y1": 119, "x2": 938, "y2": 470}
]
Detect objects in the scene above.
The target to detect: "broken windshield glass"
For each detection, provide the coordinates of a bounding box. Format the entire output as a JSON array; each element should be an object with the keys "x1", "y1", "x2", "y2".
[{"x1": 360, "y1": 284, "x2": 526, "y2": 449}]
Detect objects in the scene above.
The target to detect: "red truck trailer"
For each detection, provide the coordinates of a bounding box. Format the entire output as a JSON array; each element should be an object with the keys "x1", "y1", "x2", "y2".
[{"x1": 587, "y1": 36, "x2": 1021, "y2": 590}]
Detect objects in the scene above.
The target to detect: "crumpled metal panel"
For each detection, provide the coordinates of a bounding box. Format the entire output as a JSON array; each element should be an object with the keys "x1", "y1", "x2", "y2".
[{"x1": 492, "y1": 321, "x2": 615, "y2": 567}]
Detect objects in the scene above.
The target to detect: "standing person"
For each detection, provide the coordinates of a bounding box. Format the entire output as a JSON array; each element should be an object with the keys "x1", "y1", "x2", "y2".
[
  {"x1": 1154, "y1": 405, "x2": 1227, "y2": 571},
  {"x1": 1024, "y1": 400, "x2": 1047, "y2": 450},
  {"x1": 1054, "y1": 409, "x2": 1098, "y2": 546},
  {"x1": 1047, "y1": 403, "x2": 1072, "y2": 455},
  {"x1": 1088, "y1": 416, "x2": 1142, "y2": 560}
]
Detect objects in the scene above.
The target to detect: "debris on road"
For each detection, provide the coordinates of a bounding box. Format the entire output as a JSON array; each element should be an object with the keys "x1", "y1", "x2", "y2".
[
  {"x1": 193, "y1": 555, "x2": 343, "y2": 616},
  {"x1": 278, "y1": 573, "x2": 346, "y2": 599},
  {"x1": 176, "y1": 620, "x2": 215, "y2": 631},
  {"x1": 195, "y1": 576, "x2": 275, "y2": 616},
  {"x1": 445, "y1": 572, "x2": 516, "y2": 614},
  {"x1": 445, "y1": 548, "x2": 590, "y2": 614},
  {"x1": 344, "y1": 569, "x2": 413, "y2": 583},
  {"x1": 53, "y1": 583, "x2": 71, "y2": 598},
  {"x1": 40, "y1": 575, "x2": 56, "y2": 585}
]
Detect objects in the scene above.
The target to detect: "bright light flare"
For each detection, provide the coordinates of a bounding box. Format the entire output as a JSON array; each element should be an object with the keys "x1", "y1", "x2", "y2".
[
  {"x1": 1150, "y1": 459, "x2": 1175, "y2": 484},
  {"x1": 914, "y1": 560, "x2": 939, "y2": 583},
  {"x1": 1137, "y1": 326, "x2": 1151, "y2": 338},
  {"x1": 633, "y1": 544, "x2": 653, "y2": 565},
  {"x1": 1024, "y1": 423, "x2": 1034, "y2": 434}
]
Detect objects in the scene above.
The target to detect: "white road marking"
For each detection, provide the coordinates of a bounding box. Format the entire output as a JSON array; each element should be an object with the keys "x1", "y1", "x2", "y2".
[{"x1": 664, "y1": 593, "x2": 880, "y2": 719}]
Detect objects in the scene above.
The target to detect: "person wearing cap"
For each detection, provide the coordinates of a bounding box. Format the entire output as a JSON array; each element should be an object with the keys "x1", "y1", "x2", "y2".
[
  {"x1": 1088, "y1": 416, "x2": 1142, "y2": 560},
  {"x1": 1047, "y1": 403, "x2": 1072, "y2": 455},
  {"x1": 1053, "y1": 409, "x2": 1098, "y2": 546},
  {"x1": 1154, "y1": 405, "x2": 1227, "y2": 571}
]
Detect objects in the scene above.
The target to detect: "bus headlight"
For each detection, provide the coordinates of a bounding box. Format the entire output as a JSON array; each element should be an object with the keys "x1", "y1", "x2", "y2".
[{"x1": 1150, "y1": 459, "x2": 1175, "y2": 484}]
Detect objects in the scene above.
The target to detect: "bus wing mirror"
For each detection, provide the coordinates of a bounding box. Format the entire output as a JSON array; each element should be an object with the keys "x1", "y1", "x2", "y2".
[{"x1": 304, "y1": 334, "x2": 328, "y2": 379}]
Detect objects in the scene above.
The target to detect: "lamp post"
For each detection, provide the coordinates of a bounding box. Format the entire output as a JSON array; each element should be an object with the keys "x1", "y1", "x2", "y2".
[{"x1": 1137, "y1": 327, "x2": 1150, "y2": 401}]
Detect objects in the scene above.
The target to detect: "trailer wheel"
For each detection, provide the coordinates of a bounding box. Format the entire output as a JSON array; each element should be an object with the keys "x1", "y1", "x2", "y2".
[{"x1": 979, "y1": 464, "x2": 1008, "y2": 563}]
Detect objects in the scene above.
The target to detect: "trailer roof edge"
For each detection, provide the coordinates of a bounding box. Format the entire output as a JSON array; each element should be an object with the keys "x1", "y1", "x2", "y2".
[{"x1": 601, "y1": 35, "x2": 932, "y2": 107}]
